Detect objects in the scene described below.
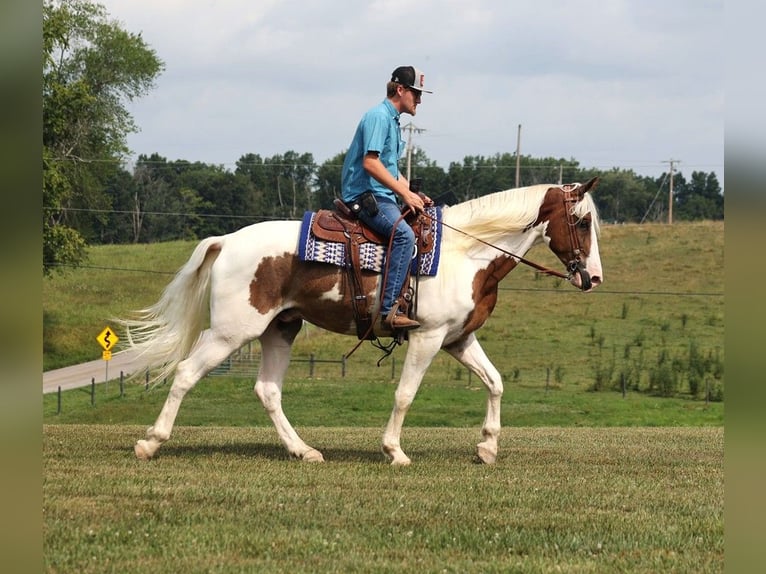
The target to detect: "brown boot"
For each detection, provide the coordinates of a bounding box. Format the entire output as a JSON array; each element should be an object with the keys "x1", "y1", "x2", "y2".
[{"x1": 384, "y1": 313, "x2": 420, "y2": 331}]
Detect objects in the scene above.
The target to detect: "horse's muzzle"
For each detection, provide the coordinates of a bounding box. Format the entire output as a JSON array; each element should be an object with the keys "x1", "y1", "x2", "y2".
[{"x1": 572, "y1": 262, "x2": 599, "y2": 292}]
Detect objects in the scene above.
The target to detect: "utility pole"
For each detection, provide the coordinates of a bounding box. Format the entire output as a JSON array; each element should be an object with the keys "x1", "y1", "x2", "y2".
[
  {"x1": 515, "y1": 124, "x2": 522, "y2": 188},
  {"x1": 664, "y1": 159, "x2": 680, "y2": 224},
  {"x1": 401, "y1": 122, "x2": 426, "y2": 181}
]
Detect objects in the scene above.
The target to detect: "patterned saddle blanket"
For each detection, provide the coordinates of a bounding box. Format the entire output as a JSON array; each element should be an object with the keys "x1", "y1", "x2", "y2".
[{"x1": 297, "y1": 206, "x2": 442, "y2": 276}]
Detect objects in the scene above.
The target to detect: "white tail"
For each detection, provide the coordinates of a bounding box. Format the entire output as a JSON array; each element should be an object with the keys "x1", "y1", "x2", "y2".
[{"x1": 118, "y1": 236, "x2": 223, "y2": 383}]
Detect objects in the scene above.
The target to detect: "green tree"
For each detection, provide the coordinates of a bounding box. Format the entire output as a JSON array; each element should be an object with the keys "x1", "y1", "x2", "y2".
[
  {"x1": 405, "y1": 148, "x2": 448, "y2": 201},
  {"x1": 182, "y1": 165, "x2": 254, "y2": 236},
  {"x1": 675, "y1": 171, "x2": 724, "y2": 220},
  {"x1": 314, "y1": 152, "x2": 346, "y2": 210},
  {"x1": 589, "y1": 169, "x2": 657, "y2": 223},
  {"x1": 43, "y1": 0, "x2": 164, "y2": 274},
  {"x1": 443, "y1": 154, "x2": 581, "y2": 203},
  {"x1": 132, "y1": 156, "x2": 205, "y2": 242},
  {"x1": 235, "y1": 153, "x2": 269, "y2": 214},
  {"x1": 249, "y1": 152, "x2": 316, "y2": 219},
  {"x1": 99, "y1": 165, "x2": 137, "y2": 243}
]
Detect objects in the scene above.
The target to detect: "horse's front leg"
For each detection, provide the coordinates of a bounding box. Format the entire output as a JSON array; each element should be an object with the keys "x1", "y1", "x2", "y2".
[
  {"x1": 382, "y1": 332, "x2": 443, "y2": 466},
  {"x1": 444, "y1": 333, "x2": 503, "y2": 464}
]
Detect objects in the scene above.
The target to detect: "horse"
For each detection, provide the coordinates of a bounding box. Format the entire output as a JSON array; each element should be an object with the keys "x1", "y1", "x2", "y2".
[{"x1": 119, "y1": 178, "x2": 603, "y2": 466}]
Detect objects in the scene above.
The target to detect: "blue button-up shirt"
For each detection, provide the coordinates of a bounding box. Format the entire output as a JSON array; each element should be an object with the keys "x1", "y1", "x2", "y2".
[{"x1": 341, "y1": 99, "x2": 404, "y2": 203}]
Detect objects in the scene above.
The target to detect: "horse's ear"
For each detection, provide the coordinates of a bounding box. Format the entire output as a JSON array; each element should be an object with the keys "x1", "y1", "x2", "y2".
[{"x1": 580, "y1": 177, "x2": 600, "y2": 195}]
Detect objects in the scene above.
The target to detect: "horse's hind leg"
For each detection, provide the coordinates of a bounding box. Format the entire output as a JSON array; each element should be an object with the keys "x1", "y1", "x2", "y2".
[
  {"x1": 134, "y1": 329, "x2": 241, "y2": 460},
  {"x1": 254, "y1": 318, "x2": 324, "y2": 462},
  {"x1": 444, "y1": 333, "x2": 503, "y2": 464}
]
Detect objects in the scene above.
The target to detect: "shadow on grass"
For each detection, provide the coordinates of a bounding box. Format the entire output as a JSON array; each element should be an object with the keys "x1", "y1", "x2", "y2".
[{"x1": 139, "y1": 441, "x2": 391, "y2": 463}]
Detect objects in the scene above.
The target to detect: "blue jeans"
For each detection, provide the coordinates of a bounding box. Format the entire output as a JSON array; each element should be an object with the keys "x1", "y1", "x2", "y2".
[{"x1": 358, "y1": 197, "x2": 415, "y2": 315}]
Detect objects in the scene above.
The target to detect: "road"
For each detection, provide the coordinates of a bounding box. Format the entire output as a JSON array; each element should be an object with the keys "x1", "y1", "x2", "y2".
[{"x1": 43, "y1": 350, "x2": 143, "y2": 394}]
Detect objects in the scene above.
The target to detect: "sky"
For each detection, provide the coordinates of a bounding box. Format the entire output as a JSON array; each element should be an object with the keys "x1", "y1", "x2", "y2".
[{"x1": 99, "y1": 0, "x2": 724, "y2": 181}]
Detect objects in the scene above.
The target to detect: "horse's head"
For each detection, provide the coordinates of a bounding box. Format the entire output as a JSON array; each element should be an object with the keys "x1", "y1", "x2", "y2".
[{"x1": 539, "y1": 177, "x2": 603, "y2": 291}]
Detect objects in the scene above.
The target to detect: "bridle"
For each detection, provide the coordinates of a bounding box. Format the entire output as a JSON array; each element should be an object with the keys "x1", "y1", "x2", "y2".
[
  {"x1": 560, "y1": 184, "x2": 592, "y2": 291},
  {"x1": 419, "y1": 184, "x2": 592, "y2": 290}
]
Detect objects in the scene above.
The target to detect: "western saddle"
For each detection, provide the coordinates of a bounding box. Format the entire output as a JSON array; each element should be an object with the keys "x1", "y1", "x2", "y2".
[{"x1": 309, "y1": 198, "x2": 435, "y2": 339}]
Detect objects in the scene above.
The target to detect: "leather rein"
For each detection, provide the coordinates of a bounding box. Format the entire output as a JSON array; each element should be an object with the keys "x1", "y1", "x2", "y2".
[{"x1": 418, "y1": 184, "x2": 591, "y2": 289}]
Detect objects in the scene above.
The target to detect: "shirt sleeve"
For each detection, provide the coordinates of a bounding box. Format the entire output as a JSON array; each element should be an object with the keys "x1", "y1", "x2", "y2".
[{"x1": 361, "y1": 109, "x2": 390, "y2": 156}]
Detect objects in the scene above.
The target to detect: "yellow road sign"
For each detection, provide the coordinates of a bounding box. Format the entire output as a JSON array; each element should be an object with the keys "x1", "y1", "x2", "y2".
[
  {"x1": 102, "y1": 350, "x2": 112, "y2": 361},
  {"x1": 96, "y1": 326, "x2": 119, "y2": 351}
]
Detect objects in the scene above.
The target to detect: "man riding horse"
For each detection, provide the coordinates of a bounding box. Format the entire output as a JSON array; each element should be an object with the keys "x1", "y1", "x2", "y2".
[{"x1": 340, "y1": 65, "x2": 435, "y2": 332}]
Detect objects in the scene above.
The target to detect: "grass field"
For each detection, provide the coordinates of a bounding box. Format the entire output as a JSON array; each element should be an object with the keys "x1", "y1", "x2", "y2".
[
  {"x1": 43, "y1": 425, "x2": 723, "y2": 573},
  {"x1": 43, "y1": 374, "x2": 722, "y2": 428}
]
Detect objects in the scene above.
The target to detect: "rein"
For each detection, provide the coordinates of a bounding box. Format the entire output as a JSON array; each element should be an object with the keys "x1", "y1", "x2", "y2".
[
  {"x1": 421, "y1": 185, "x2": 588, "y2": 283},
  {"x1": 418, "y1": 213, "x2": 571, "y2": 281}
]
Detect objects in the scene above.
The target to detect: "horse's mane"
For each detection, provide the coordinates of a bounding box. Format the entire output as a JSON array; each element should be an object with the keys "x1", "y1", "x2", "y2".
[{"x1": 442, "y1": 183, "x2": 600, "y2": 250}]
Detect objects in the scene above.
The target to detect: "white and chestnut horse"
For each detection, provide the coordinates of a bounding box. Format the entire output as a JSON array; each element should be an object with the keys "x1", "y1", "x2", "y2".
[{"x1": 121, "y1": 178, "x2": 603, "y2": 465}]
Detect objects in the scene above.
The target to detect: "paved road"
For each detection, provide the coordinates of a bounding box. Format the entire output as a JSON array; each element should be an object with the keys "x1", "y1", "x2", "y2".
[{"x1": 43, "y1": 350, "x2": 143, "y2": 394}]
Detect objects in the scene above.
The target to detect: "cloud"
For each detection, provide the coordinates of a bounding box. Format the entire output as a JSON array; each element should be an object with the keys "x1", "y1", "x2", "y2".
[{"x1": 100, "y1": 0, "x2": 724, "y2": 179}]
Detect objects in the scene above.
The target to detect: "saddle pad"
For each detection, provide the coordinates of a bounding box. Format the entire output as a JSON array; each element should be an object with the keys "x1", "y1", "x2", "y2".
[{"x1": 297, "y1": 206, "x2": 442, "y2": 276}]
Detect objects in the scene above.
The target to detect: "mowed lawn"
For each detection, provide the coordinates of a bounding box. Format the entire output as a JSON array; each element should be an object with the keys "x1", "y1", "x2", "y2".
[{"x1": 43, "y1": 425, "x2": 723, "y2": 573}]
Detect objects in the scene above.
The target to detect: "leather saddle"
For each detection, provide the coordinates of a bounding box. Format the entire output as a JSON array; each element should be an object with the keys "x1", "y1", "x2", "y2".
[
  {"x1": 309, "y1": 199, "x2": 435, "y2": 339},
  {"x1": 311, "y1": 199, "x2": 435, "y2": 255}
]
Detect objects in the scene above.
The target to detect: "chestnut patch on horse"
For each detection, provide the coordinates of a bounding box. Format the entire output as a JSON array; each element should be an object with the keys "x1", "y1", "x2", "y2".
[
  {"x1": 249, "y1": 253, "x2": 295, "y2": 313},
  {"x1": 250, "y1": 253, "x2": 377, "y2": 334},
  {"x1": 294, "y1": 264, "x2": 379, "y2": 334},
  {"x1": 462, "y1": 255, "x2": 519, "y2": 334}
]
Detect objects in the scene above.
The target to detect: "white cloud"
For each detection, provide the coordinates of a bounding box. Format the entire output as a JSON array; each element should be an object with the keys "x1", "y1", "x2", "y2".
[{"x1": 100, "y1": 0, "x2": 724, "y2": 179}]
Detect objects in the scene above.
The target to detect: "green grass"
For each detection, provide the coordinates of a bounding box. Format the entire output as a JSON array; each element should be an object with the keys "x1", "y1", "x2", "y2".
[
  {"x1": 43, "y1": 375, "x2": 722, "y2": 428},
  {"x1": 43, "y1": 425, "x2": 723, "y2": 573}
]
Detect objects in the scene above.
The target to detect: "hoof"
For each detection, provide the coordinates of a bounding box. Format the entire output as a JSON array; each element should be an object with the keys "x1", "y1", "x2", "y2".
[
  {"x1": 476, "y1": 443, "x2": 497, "y2": 465},
  {"x1": 302, "y1": 448, "x2": 325, "y2": 462},
  {"x1": 382, "y1": 445, "x2": 411, "y2": 466},
  {"x1": 134, "y1": 440, "x2": 154, "y2": 461}
]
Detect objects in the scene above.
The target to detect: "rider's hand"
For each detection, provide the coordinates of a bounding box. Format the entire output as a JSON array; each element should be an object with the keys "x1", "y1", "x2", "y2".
[
  {"x1": 419, "y1": 193, "x2": 434, "y2": 207},
  {"x1": 404, "y1": 190, "x2": 426, "y2": 213}
]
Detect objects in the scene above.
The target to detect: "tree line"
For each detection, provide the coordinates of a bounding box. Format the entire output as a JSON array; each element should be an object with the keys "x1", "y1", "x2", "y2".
[
  {"x1": 43, "y1": 0, "x2": 723, "y2": 275},
  {"x1": 79, "y1": 151, "x2": 722, "y2": 249}
]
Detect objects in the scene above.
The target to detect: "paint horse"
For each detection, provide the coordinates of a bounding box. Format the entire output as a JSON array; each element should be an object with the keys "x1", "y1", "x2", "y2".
[{"x1": 121, "y1": 178, "x2": 603, "y2": 465}]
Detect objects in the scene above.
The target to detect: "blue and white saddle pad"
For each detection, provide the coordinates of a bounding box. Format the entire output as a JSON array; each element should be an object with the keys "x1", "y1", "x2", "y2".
[{"x1": 297, "y1": 206, "x2": 442, "y2": 276}]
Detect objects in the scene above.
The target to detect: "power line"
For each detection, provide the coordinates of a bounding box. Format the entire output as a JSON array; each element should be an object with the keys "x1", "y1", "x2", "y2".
[{"x1": 640, "y1": 172, "x2": 669, "y2": 224}]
